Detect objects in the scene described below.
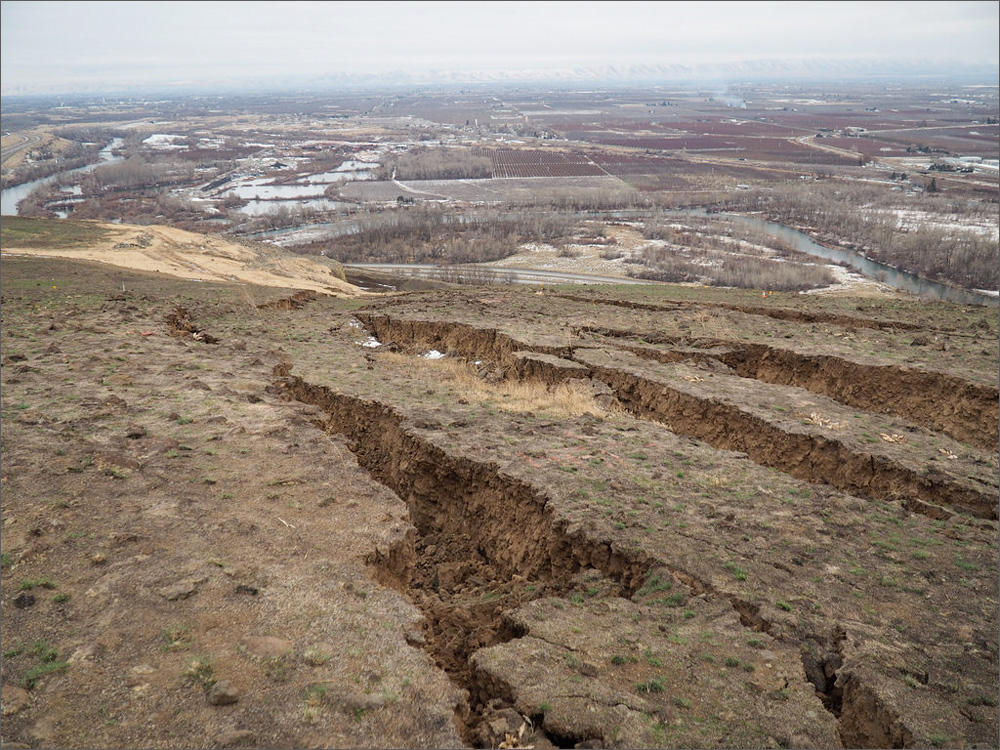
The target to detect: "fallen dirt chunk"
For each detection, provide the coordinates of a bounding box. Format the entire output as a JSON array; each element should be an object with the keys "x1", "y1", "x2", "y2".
[
  {"x1": 1, "y1": 684, "x2": 31, "y2": 717},
  {"x1": 239, "y1": 636, "x2": 293, "y2": 660},
  {"x1": 206, "y1": 680, "x2": 240, "y2": 706},
  {"x1": 214, "y1": 728, "x2": 254, "y2": 748},
  {"x1": 166, "y1": 306, "x2": 219, "y2": 344},
  {"x1": 157, "y1": 574, "x2": 208, "y2": 601}
]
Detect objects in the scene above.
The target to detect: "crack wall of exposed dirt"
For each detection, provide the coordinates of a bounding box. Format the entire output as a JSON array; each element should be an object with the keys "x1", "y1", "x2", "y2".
[
  {"x1": 256, "y1": 290, "x2": 320, "y2": 310},
  {"x1": 837, "y1": 673, "x2": 915, "y2": 748},
  {"x1": 165, "y1": 306, "x2": 219, "y2": 343},
  {"x1": 268, "y1": 370, "x2": 656, "y2": 746},
  {"x1": 576, "y1": 325, "x2": 999, "y2": 452},
  {"x1": 360, "y1": 315, "x2": 994, "y2": 521},
  {"x1": 552, "y1": 292, "x2": 926, "y2": 332},
  {"x1": 357, "y1": 312, "x2": 574, "y2": 366},
  {"x1": 581, "y1": 359, "x2": 995, "y2": 520},
  {"x1": 800, "y1": 629, "x2": 846, "y2": 716}
]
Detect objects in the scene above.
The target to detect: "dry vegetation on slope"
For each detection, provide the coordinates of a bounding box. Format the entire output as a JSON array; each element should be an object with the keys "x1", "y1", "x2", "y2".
[
  {"x1": 0, "y1": 219, "x2": 996, "y2": 748},
  {"x1": 0, "y1": 217, "x2": 358, "y2": 297}
]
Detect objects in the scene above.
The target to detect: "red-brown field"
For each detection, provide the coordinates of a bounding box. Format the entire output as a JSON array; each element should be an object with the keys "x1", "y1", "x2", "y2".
[
  {"x1": 475, "y1": 148, "x2": 606, "y2": 179},
  {"x1": 817, "y1": 137, "x2": 910, "y2": 157}
]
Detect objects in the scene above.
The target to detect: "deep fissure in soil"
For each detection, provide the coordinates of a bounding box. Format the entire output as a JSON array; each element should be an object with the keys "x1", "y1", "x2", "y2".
[
  {"x1": 576, "y1": 324, "x2": 999, "y2": 452},
  {"x1": 359, "y1": 314, "x2": 995, "y2": 520},
  {"x1": 272, "y1": 307, "x2": 973, "y2": 746},
  {"x1": 270, "y1": 368, "x2": 654, "y2": 746},
  {"x1": 581, "y1": 357, "x2": 995, "y2": 520},
  {"x1": 551, "y1": 292, "x2": 927, "y2": 331}
]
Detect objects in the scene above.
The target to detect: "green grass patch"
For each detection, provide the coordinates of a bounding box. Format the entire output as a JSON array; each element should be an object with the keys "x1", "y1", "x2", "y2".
[
  {"x1": 636, "y1": 573, "x2": 672, "y2": 597},
  {"x1": 21, "y1": 659, "x2": 68, "y2": 689},
  {"x1": 19, "y1": 578, "x2": 56, "y2": 591},
  {"x1": 636, "y1": 677, "x2": 665, "y2": 694},
  {"x1": 1, "y1": 216, "x2": 112, "y2": 249},
  {"x1": 723, "y1": 561, "x2": 748, "y2": 581}
]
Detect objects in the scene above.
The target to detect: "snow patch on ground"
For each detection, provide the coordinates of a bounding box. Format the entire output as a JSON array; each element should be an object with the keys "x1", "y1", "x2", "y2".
[
  {"x1": 801, "y1": 263, "x2": 896, "y2": 297},
  {"x1": 143, "y1": 134, "x2": 186, "y2": 150},
  {"x1": 884, "y1": 208, "x2": 999, "y2": 240}
]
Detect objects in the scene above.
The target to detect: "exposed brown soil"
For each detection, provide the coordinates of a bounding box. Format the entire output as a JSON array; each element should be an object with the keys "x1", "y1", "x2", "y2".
[
  {"x1": 360, "y1": 314, "x2": 997, "y2": 519},
  {"x1": 577, "y1": 325, "x2": 999, "y2": 451},
  {"x1": 2, "y1": 256, "x2": 997, "y2": 750}
]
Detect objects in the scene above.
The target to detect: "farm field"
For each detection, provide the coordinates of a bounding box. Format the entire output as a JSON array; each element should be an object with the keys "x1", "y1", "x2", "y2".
[
  {"x1": 1, "y1": 217, "x2": 997, "y2": 748},
  {"x1": 4, "y1": 81, "x2": 997, "y2": 297},
  {"x1": 4, "y1": 0, "x2": 1000, "y2": 746},
  {"x1": 339, "y1": 174, "x2": 635, "y2": 203}
]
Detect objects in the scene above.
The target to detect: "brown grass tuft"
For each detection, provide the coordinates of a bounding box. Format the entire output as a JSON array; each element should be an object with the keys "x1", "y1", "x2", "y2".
[{"x1": 378, "y1": 353, "x2": 605, "y2": 418}]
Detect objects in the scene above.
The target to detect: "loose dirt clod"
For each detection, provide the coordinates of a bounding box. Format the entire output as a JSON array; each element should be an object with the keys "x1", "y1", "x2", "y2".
[
  {"x1": 166, "y1": 306, "x2": 219, "y2": 344},
  {"x1": 2, "y1": 258, "x2": 995, "y2": 749}
]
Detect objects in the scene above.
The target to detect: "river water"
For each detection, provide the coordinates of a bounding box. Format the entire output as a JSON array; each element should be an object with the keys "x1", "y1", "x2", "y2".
[
  {"x1": 663, "y1": 208, "x2": 997, "y2": 307},
  {"x1": 247, "y1": 207, "x2": 998, "y2": 306},
  {"x1": 1, "y1": 138, "x2": 124, "y2": 216},
  {"x1": 2, "y1": 164, "x2": 993, "y2": 305}
]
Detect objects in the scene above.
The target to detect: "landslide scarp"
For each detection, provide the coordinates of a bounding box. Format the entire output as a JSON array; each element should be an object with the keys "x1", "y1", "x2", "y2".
[
  {"x1": 269, "y1": 369, "x2": 656, "y2": 745},
  {"x1": 358, "y1": 313, "x2": 998, "y2": 520}
]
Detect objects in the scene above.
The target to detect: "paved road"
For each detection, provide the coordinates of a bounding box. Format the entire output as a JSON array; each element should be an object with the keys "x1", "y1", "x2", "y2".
[
  {"x1": 1, "y1": 133, "x2": 41, "y2": 166},
  {"x1": 344, "y1": 263, "x2": 653, "y2": 286}
]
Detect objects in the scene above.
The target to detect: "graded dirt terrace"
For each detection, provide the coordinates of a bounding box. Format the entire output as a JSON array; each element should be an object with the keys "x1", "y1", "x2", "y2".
[
  {"x1": 1, "y1": 254, "x2": 997, "y2": 749},
  {"x1": 1, "y1": 217, "x2": 359, "y2": 298}
]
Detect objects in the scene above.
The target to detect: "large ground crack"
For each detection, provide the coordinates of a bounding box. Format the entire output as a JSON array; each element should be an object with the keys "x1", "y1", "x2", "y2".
[
  {"x1": 576, "y1": 352, "x2": 995, "y2": 520},
  {"x1": 551, "y1": 292, "x2": 926, "y2": 332},
  {"x1": 576, "y1": 324, "x2": 998, "y2": 451},
  {"x1": 269, "y1": 367, "x2": 655, "y2": 746},
  {"x1": 359, "y1": 314, "x2": 995, "y2": 521}
]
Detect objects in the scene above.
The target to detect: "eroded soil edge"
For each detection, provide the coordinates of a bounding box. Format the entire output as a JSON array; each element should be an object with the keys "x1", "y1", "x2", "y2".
[
  {"x1": 360, "y1": 314, "x2": 996, "y2": 521},
  {"x1": 269, "y1": 361, "x2": 936, "y2": 749},
  {"x1": 269, "y1": 367, "x2": 657, "y2": 746},
  {"x1": 577, "y1": 324, "x2": 999, "y2": 452}
]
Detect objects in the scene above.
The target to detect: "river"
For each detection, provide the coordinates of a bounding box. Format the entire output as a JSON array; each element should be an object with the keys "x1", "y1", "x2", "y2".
[
  {"x1": 661, "y1": 208, "x2": 997, "y2": 307},
  {"x1": 3, "y1": 167, "x2": 994, "y2": 305},
  {"x1": 1, "y1": 138, "x2": 124, "y2": 216},
  {"x1": 247, "y1": 207, "x2": 997, "y2": 306}
]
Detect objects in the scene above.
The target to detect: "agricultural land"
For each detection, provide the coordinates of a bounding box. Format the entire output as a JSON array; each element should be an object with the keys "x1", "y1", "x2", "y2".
[{"x1": 1, "y1": 80, "x2": 998, "y2": 749}]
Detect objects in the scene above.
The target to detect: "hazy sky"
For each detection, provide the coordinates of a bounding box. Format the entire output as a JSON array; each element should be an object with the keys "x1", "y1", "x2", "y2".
[{"x1": 2, "y1": 1, "x2": 998, "y2": 94}]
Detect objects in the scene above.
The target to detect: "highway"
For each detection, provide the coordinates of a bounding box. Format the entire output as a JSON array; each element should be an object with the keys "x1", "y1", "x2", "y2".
[{"x1": 344, "y1": 263, "x2": 652, "y2": 286}]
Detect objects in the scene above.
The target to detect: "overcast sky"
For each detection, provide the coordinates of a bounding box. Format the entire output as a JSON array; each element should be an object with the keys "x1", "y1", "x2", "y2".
[{"x1": 2, "y1": 1, "x2": 998, "y2": 94}]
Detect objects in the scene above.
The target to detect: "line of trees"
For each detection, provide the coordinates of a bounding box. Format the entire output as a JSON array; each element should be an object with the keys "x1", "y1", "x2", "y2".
[
  {"x1": 630, "y1": 245, "x2": 836, "y2": 291},
  {"x1": 376, "y1": 147, "x2": 493, "y2": 180},
  {"x1": 726, "y1": 183, "x2": 998, "y2": 290},
  {"x1": 293, "y1": 206, "x2": 580, "y2": 264},
  {"x1": 0, "y1": 142, "x2": 101, "y2": 189},
  {"x1": 639, "y1": 216, "x2": 802, "y2": 258}
]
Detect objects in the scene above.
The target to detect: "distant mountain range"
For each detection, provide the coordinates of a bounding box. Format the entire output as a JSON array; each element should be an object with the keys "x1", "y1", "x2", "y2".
[
  {"x1": 310, "y1": 58, "x2": 998, "y2": 86},
  {"x1": 3, "y1": 57, "x2": 996, "y2": 97}
]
